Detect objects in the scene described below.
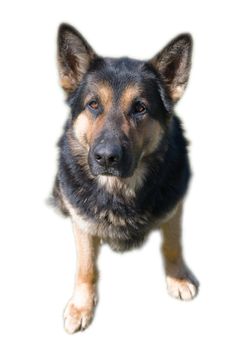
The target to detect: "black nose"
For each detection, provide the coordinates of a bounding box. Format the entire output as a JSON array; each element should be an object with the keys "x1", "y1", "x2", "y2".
[{"x1": 94, "y1": 143, "x2": 122, "y2": 167}]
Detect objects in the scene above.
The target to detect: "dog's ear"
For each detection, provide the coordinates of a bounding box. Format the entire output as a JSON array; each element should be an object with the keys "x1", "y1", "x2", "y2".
[
  {"x1": 57, "y1": 23, "x2": 96, "y2": 93},
  {"x1": 150, "y1": 34, "x2": 193, "y2": 103}
]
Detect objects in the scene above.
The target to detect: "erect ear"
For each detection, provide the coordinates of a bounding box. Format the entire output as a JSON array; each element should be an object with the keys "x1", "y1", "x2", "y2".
[
  {"x1": 149, "y1": 34, "x2": 193, "y2": 103},
  {"x1": 57, "y1": 23, "x2": 96, "y2": 93}
]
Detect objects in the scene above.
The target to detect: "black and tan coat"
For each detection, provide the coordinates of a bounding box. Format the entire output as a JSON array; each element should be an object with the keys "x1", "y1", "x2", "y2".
[{"x1": 51, "y1": 24, "x2": 199, "y2": 333}]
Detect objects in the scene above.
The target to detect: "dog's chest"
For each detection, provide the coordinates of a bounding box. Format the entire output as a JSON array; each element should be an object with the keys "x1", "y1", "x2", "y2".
[{"x1": 73, "y1": 205, "x2": 156, "y2": 252}]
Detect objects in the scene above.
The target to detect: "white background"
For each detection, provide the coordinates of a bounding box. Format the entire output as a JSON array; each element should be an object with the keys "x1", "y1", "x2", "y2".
[{"x1": 0, "y1": 1, "x2": 233, "y2": 349}]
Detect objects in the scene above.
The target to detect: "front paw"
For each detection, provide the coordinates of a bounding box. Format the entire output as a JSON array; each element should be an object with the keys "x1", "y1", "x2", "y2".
[
  {"x1": 166, "y1": 268, "x2": 199, "y2": 301},
  {"x1": 64, "y1": 284, "x2": 96, "y2": 333},
  {"x1": 64, "y1": 301, "x2": 94, "y2": 333}
]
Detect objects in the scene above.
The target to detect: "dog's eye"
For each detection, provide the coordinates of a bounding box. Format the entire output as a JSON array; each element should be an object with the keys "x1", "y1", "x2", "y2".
[
  {"x1": 132, "y1": 101, "x2": 147, "y2": 116},
  {"x1": 88, "y1": 100, "x2": 99, "y2": 111}
]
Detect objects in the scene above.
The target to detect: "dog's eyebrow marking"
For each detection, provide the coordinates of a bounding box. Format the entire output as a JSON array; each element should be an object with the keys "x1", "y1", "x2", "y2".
[
  {"x1": 99, "y1": 84, "x2": 113, "y2": 109},
  {"x1": 120, "y1": 85, "x2": 141, "y2": 111},
  {"x1": 84, "y1": 83, "x2": 113, "y2": 112}
]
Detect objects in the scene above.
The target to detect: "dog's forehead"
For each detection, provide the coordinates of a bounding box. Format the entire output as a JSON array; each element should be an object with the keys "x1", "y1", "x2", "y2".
[
  {"x1": 85, "y1": 57, "x2": 151, "y2": 103},
  {"x1": 68, "y1": 57, "x2": 169, "y2": 118},
  {"x1": 84, "y1": 81, "x2": 142, "y2": 108}
]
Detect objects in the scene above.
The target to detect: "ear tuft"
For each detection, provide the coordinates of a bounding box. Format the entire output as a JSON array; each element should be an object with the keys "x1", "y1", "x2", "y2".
[
  {"x1": 57, "y1": 23, "x2": 96, "y2": 93},
  {"x1": 150, "y1": 33, "x2": 193, "y2": 102}
]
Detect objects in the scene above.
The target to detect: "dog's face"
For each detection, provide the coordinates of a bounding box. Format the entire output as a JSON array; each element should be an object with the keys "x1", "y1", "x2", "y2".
[{"x1": 58, "y1": 24, "x2": 192, "y2": 178}]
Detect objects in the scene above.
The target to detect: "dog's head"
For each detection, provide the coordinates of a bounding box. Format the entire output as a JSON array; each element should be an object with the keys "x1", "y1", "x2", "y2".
[{"x1": 57, "y1": 24, "x2": 192, "y2": 178}]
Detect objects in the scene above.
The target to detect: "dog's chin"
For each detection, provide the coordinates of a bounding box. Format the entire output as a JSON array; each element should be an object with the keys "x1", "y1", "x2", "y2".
[{"x1": 89, "y1": 165, "x2": 134, "y2": 179}]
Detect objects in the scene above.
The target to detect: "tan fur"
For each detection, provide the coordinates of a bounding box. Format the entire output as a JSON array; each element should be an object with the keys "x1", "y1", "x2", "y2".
[
  {"x1": 60, "y1": 75, "x2": 77, "y2": 92},
  {"x1": 161, "y1": 202, "x2": 183, "y2": 264},
  {"x1": 160, "y1": 203, "x2": 198, "y2": 300},
  {"x1": 73, "y1": 112, "x2": 92, "y2": 149},
  {"x1": 84, "y1": 84, "x2": 113, "y2": 111},
  {"x1": 72, "y1": 220, "x2": 98, "y2": 285},
  {"x1": 170, "y1": 85, "x2": 184, "y2": 102},
  {"x1": 120, "y1": 85, "x2": 141, "y2": 111},
  {"x1": 62, "y1": 195, "x2": 99, "y2": 333},
  {"x1": 140, "y1": 119, "x2": 164, "y2": 156}
]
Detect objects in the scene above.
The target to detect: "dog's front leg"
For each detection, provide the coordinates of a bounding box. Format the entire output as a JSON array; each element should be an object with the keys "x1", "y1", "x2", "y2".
[
  {"x1": 64, "y1": 219, "x2": 99, "y2": 333},
  {"x1": 160, "y1": 203, "x2": 199, "y2": 300}
]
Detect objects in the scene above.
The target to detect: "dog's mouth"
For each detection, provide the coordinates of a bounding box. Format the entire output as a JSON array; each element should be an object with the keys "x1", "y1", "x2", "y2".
[
  {"x1": 97, "y1": 169, "x2": 120, "y2": 176},
  {"x1": 89, "y1": 163, "x2": 134, "y2": 178}
]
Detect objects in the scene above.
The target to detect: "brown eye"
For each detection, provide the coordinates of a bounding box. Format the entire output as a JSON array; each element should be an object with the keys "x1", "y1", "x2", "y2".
[
  {"x1": 133, "y1": 101, "x2": 147, "y2": 115},
  {"x1": 88, "y1": 100, "x2": 99, "y2": 110}
]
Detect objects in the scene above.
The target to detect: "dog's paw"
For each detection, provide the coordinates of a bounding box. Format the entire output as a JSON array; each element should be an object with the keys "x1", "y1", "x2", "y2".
[
  {"x1": 166, "y1": 272, "x2": 199, "y2": 301},
  {"x1": 165, "y1": 262, "x2": 199, "y2": 301},
  {"x1": 64, "y1": 301, "x2": 93, "y2": 333},
  {"x1": 64, "y1": 284, "x2": 96, "y2": 333}
]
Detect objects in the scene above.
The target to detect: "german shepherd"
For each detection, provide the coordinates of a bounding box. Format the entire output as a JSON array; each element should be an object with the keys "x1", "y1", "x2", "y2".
[{"x1": 52, "y1": 23, "x2": 199, "y2": 333}]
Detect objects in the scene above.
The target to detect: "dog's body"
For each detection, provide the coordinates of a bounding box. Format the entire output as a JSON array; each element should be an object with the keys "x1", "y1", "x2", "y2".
[
  {"x1": 52, "y1": 24, "x2": 199, "y2": 333},
  {"x1": 54, "y1": 113, "x2": 190, "y2": 252}
]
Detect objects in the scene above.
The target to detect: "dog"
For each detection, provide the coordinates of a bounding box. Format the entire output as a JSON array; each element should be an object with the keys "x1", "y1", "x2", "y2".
[{"x1": 52, "y1": 23, "x2": 199, "y2": 333}]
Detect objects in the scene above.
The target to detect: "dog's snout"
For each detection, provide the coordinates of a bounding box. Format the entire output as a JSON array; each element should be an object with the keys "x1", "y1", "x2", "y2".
[
  {"x1": 89, "y1": 133, "x2": 133, "y2": 177},
  {"x1": 94, "y1": 143, "x2": 122, "y2": 167}
]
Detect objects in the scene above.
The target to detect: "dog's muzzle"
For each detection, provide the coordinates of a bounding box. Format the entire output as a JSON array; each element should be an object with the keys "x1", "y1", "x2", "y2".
[{"x1": 88, "y1": 138, "x2": 134, "y2": 178}]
